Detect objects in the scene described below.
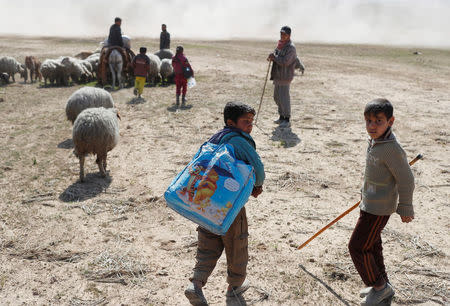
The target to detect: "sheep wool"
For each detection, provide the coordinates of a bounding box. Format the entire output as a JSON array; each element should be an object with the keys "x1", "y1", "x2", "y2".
[
  {"x1": 0, "y1": 56, "x2": 26, "y2": 82},
  {"x1": 160, "y1": 58, "x2": 173, "y2": 80},
  {"x1": 147, "y1": 53, "x2": 162, "y2": 85},
  {"x1": 72, "y1": 107, "x2": 120, "y2": 182},
  {"x1": 66, "y1": 87, "x2": 114, "y2": 123},
  {"x1": 154, "y1": 49, "x2": 173, "y2": 60}
]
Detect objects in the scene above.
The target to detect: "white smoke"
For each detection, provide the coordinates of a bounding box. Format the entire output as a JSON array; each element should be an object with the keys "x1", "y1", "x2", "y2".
[{"x1": 0, "y1": 0, "x2": 449, "y2": 47}]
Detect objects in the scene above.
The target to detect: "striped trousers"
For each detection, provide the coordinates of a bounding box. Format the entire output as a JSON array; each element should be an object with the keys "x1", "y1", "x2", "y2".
[{"x1": 348, "y1": 210, "x2": 390, "y2": 287}]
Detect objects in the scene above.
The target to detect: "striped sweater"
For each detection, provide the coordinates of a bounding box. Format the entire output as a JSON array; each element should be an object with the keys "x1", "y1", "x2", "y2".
[{"x1": 360, "y1": 129, "x2": 415, "y2": 216}]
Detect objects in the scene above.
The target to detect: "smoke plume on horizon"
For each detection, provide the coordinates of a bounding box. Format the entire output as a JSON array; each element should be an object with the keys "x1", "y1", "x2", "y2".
[{"x1": 0, "y1": 0, "x2": 449, "y2": 48}]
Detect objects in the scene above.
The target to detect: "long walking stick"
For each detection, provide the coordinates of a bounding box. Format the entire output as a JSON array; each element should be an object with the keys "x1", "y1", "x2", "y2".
[
  {"x1": 297, "y1": 154, "x2": 423, "y2": 250},
  {"x1": 255, "y1": 61, "x2": 272, "y2": 125}
]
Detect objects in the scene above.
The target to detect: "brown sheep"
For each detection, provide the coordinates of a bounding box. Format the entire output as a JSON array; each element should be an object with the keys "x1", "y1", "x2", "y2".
[
  {"x1": 25, "y1": 56, "x2": 42, "y2": 83},
  {"x1": 74, "y1": 52, "x2": 93, "y2": 60}
]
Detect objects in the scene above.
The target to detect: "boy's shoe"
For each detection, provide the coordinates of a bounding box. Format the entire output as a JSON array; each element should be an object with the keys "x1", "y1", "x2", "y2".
[
  {"x1": 361, "y1": 283, "x2": 394, "y2": 305},
  {"x1": 360, "y1": 283, "x2": 391, "y2": 298},
  {"x1": 133, "y1": 88, "x2": 138, "y2": 96},
  {"x1": 185, "y1": 282, "x2": 208, "y2": 306},
  {"x1": 225, "y1": 279, "x2": 250, "y2": 297},
  {"x1": 274, "y1": 116, "x2": 284, "y2": 124},
  {"x1": 225, "y1": 279, "x2": 249, "y2": 305},
  {"x1": 226, "y1": 294, "x2": 247, "y2": 306},
  {"x1": 279, "y1": 119, "x2": 291, "y2": 128},
  {"x1": 360, "y1": 286, "x2": 373, "y2": 298}
]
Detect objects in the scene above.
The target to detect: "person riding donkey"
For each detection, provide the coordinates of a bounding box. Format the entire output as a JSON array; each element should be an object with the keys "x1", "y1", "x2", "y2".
[{"x1": 98, "y1": 17, "x2": 130, "y2": 86}]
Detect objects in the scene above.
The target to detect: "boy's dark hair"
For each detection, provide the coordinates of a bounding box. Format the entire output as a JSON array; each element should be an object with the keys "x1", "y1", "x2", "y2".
[
  {"x1": 162, "y1": 24, "x2": 166, "y2": 27},
  {"x1": 176, "y1": 45, "x2": 184, "y2": 54},
  {"x1": 224, "y1": 101, "x2": 256, "y2": 124},
  {"x1": 364, "y1": 98, "x2": 393, "y2": 119},
  {"x1": 139, "y1": 47, "x2": 147, "y2": 54},
  {"x1": 115, "y1": 17, "x2": 122, "y2": 23}
]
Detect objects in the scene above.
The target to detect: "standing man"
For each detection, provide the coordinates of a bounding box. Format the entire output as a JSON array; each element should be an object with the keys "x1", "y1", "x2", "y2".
[
  {"x1": 108, "y1": 17, "x2": 123, "y2": 47},
  {"x1": 160, "y1": 24, "x2": 171, "y2": 50},
  {"x1": 267, "y1": 26, "x2": 296, "y2": 127}
]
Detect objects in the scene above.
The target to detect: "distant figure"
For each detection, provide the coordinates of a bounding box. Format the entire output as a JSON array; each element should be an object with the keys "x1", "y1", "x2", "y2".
[
  {"x1": 132, "y1": 47, "x2": 151, "y2": 99},
  {"x1": 160, "y1": 24, "x2": 171, "y2": 50},
  {"x1": 172, "y1": 45, "x2": 194, "y2": 108},
  {"x1": 267, "y1": 26, "x2": 296, "y2": 128},
  {"x1": 108, "y1": 17, "x2": 123, "y2": 48}
]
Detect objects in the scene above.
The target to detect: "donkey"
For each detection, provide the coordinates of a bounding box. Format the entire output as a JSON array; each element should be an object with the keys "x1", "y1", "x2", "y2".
[{"x1": 108, "y1": 49, "x2": 123, "y2": 90}]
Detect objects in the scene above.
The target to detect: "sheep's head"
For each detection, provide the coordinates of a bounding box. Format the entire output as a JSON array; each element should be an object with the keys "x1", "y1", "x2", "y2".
[
  {"x1": 61, "y1": 57, "x2": 74, "y2": 68},
  {"x1": 19, "y1": 64, "x2": 27, "y2": 81}
]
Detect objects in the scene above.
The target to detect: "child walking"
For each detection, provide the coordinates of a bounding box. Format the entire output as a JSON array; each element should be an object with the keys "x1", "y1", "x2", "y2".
[
  {"x1": 131, "y1": 47, "x2": 150, "y2": 99},
  {"x1": 172, "y1": 45, "x2": 194, "y2": 108},
  {"x1": 348, "y1": 98, "x2": 415, "y2": 305},
  {"x1": 185, "y1": 102, "x2": 265, "y2": 306}
]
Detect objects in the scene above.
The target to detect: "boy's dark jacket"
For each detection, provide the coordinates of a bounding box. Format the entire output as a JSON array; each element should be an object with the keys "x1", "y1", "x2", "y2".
[
  {"x1": 208, "y1": 126, "x2": 265, "y2": 187},
  {"x1": 172, "y1": 54, "x2": 194, "y2": 77},
  {"x1": 132, "y1": 54, "x2": 150, "y2": 77}
]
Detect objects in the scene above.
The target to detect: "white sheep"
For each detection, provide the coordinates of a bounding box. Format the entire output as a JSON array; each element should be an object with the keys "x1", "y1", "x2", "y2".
[
  {"x1": 72, "y1": 107, "x2": 120, "y2": 182},
  {"x1": 147, "y1": 54, "x2": 161, "y2": 85},
  {"x1": 85, "y1": 53, "x2": 100, "y2": 77},
  {"x1": 160, "y1": 58, "x2": 173, "y2": 84},
  {"x1": 41, "y1": 59, "x2": 66, "y2": 86},
  {"x1": 0, "y1": 72, "x2": 9, "y2": 85},
  {"x1": 66, "y1": 87, "x2": 114, "y2": 124},
  {"x1": 60, "y1": 56, "x2": 91, "y2": 83},
  {"x1": 0, "y1": 56, "x2": 27, "y2": 82},
  {"x1": 154, "y1": 49, "x2": 173, "y2": 60}
]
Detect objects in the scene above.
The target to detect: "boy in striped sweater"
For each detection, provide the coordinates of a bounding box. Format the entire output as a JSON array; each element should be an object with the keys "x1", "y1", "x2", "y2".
[{"x1": 348, "y1": 98, "x2": 415, "y2": 305}]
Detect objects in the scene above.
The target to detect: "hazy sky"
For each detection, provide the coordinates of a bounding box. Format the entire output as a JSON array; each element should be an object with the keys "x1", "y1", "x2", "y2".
[{"x1": 1, "y1": 0, "x2": 449, "y2": 47}]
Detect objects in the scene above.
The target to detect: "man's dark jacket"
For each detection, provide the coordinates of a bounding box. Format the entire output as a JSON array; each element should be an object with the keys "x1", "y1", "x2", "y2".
[
  {"x1": 160, "y1": 31, "x2": 170, "y2": 49},
  {"x1": 108, "y1": 24, "x2": 123, "y2": 47}
]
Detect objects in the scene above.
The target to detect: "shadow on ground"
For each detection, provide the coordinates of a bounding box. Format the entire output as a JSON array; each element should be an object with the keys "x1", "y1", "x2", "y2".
[
  {"x1": 57, "y1": 138, "x2": 74, "y2": 149},
  {"x1": 271, "y1": 126, "x2": 301, "y2": 148},
  {"x1": 127, "y1": 97, "x2": 146, "y2": 105},
  {"x1": 59, "y1": 173, "x2": 112, "y2": 202},
  {"x1": 167, "y1": 104, "x2": 193, "y2": 112},
  {"x1": 298, "y1": 263, "x2": 350, "y2": 306}
]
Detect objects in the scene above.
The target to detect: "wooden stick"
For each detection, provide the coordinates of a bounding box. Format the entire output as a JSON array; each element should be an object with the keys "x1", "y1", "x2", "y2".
[
  {"x1": 255, "y1": 61, "x2": 272, "y2": 125},
  {"x1": 297, "y1": 154, "x2": 423, "y2": 250}
]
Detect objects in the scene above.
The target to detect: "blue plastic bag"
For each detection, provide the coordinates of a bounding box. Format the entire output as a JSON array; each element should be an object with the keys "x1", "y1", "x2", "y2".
[{"x1": 164, "y1": 142, "x2": 255, "y2": 235}]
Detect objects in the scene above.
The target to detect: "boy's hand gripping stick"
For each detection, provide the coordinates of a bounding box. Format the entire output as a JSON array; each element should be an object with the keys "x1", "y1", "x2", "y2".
[{"x1": 297, "y1": 154, "x2": 423, "y2": 251}]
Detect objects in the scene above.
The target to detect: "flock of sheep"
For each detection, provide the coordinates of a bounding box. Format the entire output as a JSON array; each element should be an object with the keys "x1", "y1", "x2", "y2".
[
  {"x1": 0, "y1": 54, "x2": 99, "y2": 86},
  {"x1": 0, "y1": 45, "x2": 175, "y2": 88}
]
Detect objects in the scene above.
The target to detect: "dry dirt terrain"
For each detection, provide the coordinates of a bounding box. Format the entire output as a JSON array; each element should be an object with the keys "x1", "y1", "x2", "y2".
[{"x1": 0, "y1": 36, "x2": 449, "y2": 305}]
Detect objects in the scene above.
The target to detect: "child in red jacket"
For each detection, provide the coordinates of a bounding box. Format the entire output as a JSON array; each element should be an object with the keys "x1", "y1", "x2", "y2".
[{"x1": 172, "y1": 45, "x2": 193, "y2": 108}]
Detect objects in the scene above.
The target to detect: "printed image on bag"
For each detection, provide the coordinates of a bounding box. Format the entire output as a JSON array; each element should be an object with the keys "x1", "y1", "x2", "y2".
[{"x1": 164, "y1": 142, "x2": 255, "y2": 235}]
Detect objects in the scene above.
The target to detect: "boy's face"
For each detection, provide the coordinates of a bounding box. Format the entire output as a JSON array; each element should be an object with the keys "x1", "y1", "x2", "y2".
[
  {"x1": 365, "y1": 112, "x2": 394, "y2": 139},
  {"x1": 227, "y1": 113, "x2": 254, "y2": 134}
]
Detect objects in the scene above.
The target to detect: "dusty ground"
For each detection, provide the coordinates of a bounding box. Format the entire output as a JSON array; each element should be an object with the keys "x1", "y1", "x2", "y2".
[{"x1": 0, "y1": 36, "x2": 449, "y2": 305}]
